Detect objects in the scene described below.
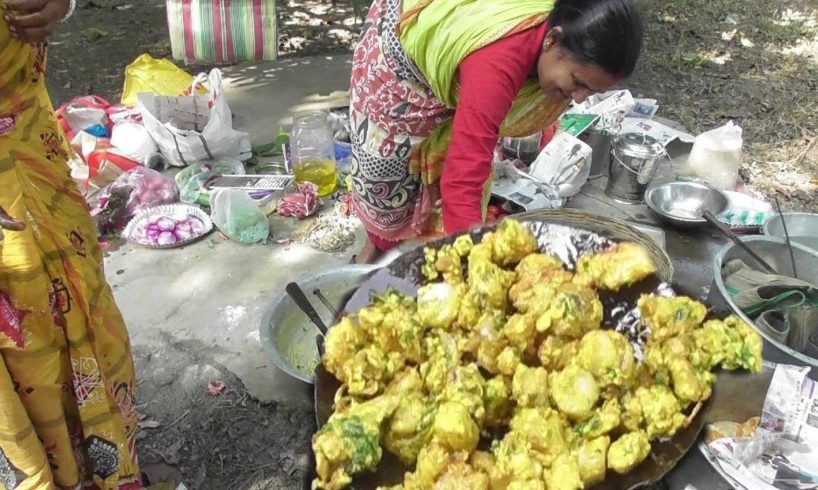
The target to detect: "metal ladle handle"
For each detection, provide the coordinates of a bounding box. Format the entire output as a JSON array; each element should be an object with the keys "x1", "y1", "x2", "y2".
[
  {"x1": 702, "y1": 211, "x2": 778, "y2": 274},
  {"x1": 285, "y1": 282, "x2": 328, "y2": 336}
]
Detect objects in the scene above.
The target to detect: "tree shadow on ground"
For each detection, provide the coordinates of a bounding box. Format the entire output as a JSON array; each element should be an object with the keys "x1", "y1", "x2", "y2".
[{"x1": 629, "y1": 0, "x2": 817, "y2": 210}]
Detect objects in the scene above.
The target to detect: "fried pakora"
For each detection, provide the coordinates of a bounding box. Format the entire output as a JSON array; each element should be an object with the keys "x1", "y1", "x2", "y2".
[
  {"x1": 511, "y1": 364, "x2": 550, "y2": 408},
  {"x1": 508, "y1": 407, "x2": 572, "y2": 467},
  {"x1": 607, "y1": 431, "x2": 651, "y2": 474},
  {"x1": 486, "y1": 219, "x2": 538, "y2": 266},
  {"x1": 544, "y1": 453, "x2": 583, "y2": 490},
  {"x1": 537, "y1": 335, "x2": 578, "y2": 371},
  {"x1": 693, "y1": 316, "x2": 762, "y2": 372},
  {"x1": 322, "y1": 317, "x2": 366, "y2": 380},
  {"x1": 638, "y1": 295, "x2": 707, "y2": 341},
  {"x1": 383, "y1": 370, "x2": 435, "y2": 465},
  {"x1": 577, "y1": 436, "x2": 610, "y2": 486},
  {"x1": 483, "y1": 375, "x2": 513, "y2": 429},
  {"x1": 634, "y1": 384, "x2": 688, "y2": 439},
  {"x1": 417, "y1": 282, "x2": 465, "y2": 330},
  {"x1": 577, "y1": 330, "x2": 636, "y2": 388},
  {"x1": 468, "y1": 242, "x2": 516, "y2": 310},
  {"x1": 534, "y1": 283, "x2": 603, "y2": 338},
  {"x1": 574, "y1": 398, "x2": 621, "y2": 439},
  {"x1": 316, "y1": 219, "x2": 764, "y2": 490},
  {"x1": 313, "y1": 396, "x2": 399, "y2": 490},
  {"x1": 575, "y1": 242, "x2": 657, "y2": 291},
  {"x1": 550, "y1": 365, "x2": 600, "y2": 421},
  {"x1": 432, "y1": 401, "x2": 480, "y2": 453}
]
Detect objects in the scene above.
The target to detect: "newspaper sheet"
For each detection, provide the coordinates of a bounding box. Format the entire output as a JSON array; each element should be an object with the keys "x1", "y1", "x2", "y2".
[
  {"x1": 620, "y1": 117, "x2": 695, "y2": 146},
  {"x1": 491, "y1": 160, "x2": 564, "y2": 211},
  {"x1": 702, "y1": 364, "x2": 818, "y2": 490},
  {"x1": 627, "y1": 98, "x2": 659, "y2": 119},
  {"x1": 570, "y1": 89, "x2": 635, "y2": 116}
]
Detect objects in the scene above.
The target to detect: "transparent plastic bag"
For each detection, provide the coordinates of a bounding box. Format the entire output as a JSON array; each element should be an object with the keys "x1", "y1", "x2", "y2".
[
  {"x1": 92, "y1": 167, "x2": 180, "y2": 234},
  {"x1": 685, "y1": 121, "x2": 743, "y2": 190},
  {"x1": 210, "y1": 189, "x2": 269, "y2": 244},
  {"x1": 174, "y1": 160, "x2": 245, "y2": 206}
]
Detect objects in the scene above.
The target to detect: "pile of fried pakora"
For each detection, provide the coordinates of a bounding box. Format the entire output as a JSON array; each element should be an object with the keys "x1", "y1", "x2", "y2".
[{"x1": 313, "y1": 219, "x2": 762, "y2": 490}]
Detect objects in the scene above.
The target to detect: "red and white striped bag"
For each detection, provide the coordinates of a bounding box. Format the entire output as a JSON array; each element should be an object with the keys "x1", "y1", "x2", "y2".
[{"x1": 166, "y1": 0, "x2": 278, "y2": 64}]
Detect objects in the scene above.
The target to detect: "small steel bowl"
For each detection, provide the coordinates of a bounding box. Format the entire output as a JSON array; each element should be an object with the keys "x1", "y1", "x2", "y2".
[
  {"x1": 763, "y1": 212, "x2": 818, "y2": 253},
  {"x1": 646, "y1": 181, "x2": 729, "y2": 228}
]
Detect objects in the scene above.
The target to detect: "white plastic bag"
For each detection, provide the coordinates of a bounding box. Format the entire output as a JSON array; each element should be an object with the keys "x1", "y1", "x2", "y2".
[
  {"x1": 686, "y1": 121, "x2": 743, "y2": 190},
  {"x1": 111, "y1": 121, "x2": 159, "y2": 165},
  {"x1": 210, "y1": 189, "x2": 269, "y2": 244},
  {"x1": 137, "y1": 69, "x2": 251, "y2": 167}
]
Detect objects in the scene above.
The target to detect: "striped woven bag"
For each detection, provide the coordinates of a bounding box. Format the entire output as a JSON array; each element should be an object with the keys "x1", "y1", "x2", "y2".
[{"x1": 166, "y1": 0, "x2": 278, "y2": 63}]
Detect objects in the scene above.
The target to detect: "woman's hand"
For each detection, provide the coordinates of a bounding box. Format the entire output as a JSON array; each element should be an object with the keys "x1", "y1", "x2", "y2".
[
  {"x1": 3, "y1": 0, "x2": 71, "y2": 43},
  {"x1": 0, "y1": 206, "x2": 25, "y2": 232}
]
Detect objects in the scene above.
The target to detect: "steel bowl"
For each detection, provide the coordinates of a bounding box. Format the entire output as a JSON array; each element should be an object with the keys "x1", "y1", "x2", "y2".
[
  {"x1": 259, "y1": 265, "x2": 374, "y2": 384},
  {"x1": 707, "y1": 235, "x2": 818, "y2": 379},
  {"x1": 646, "y1": 181, "x2": 728, "y2": 228},
  {"x1": 763, "y1": 212, "x2": 818, "y2": 253}
]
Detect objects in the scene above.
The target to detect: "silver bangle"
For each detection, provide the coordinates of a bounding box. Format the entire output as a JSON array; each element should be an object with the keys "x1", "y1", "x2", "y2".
[{"x1": 61, "y1": 0, "x2": 77, "y2": 22}]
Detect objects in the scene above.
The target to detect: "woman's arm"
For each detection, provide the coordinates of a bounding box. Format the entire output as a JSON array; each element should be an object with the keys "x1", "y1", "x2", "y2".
[
  {"x1": 3, "y1": 0, "x2": 73, "y2": 43},
  {"x1": 440, "y1": 23, "x2": 547, "y2": 234}
]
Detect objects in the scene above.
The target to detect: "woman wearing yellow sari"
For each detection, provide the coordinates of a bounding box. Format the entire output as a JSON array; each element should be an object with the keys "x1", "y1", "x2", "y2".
[
  {"x1": 350, "y1": 0, "x2": 644, "y2": 263},
  {"x1": 1, "y1": 1, "x2": 143, "y2": 488}
]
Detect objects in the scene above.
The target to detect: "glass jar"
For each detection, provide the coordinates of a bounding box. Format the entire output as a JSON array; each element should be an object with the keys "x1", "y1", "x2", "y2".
[{"x1": 291, "y1": 110, "x2": 337, "y2": 196}]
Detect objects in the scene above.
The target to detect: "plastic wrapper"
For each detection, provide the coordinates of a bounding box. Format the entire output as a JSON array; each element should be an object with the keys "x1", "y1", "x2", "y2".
[
  {"x1": 121, "y1": 53, "x2": 203, "y2": 108},
  {"x1": 277, "y1": 182, "x2": 320, "y2": 219},
  {"x1": 137, "y1": 69, "x2": 251, "y2": 167},
  {"x1": 92, "y1": 167, "x2": 180, "y2": 234},
  {"x1": 174, "y1": 160, "x2": 246, "y2": 206},
  {"x1": 56, "y1": 95, "x2": 112, "y2": 141},
  {"x1": 685, "y1": 121, "x2": 744, "y2": 190},
  {"x1": 210, "y1": 189, "x2": 270, "y2": 244},
  {"x1": 110, "y1": 121, "x2": 159, "y2": 165}
]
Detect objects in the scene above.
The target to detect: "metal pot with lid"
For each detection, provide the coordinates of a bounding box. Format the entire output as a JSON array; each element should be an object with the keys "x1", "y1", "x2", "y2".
[{"x1": 605, "y1": 132, "x2": 666, "y2": 203}]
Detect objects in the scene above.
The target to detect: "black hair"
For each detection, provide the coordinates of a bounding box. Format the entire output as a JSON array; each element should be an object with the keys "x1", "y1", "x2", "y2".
[{"x1": 547, "y1": 0, "x2": 644, "y2": 77}]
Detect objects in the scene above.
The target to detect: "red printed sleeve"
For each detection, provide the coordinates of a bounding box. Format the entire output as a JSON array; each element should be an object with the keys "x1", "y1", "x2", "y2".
[{"x1": 440, "y1": 23, "x2": 548, "y2": 234}]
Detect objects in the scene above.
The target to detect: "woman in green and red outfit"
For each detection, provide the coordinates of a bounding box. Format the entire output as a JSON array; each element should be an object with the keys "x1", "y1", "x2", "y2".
[{"x1": 349, "y1": 0, "x2": 644, "y2": 263}]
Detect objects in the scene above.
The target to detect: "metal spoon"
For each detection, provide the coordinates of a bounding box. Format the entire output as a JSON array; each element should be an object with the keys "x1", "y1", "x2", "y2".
[
  {"x1": 702, "y1": 211, "x2": 778, "y2": 274},
  {"x1": 285, "y1": 282, "x2": 328, "y2": 336},
  {"x1": 313, "y1": 289, "x2": 340, "y2": 321}
]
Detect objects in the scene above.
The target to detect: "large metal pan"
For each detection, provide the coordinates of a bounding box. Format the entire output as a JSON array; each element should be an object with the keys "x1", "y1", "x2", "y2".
[{"x1": 309, "y1": 210, "x2": 729, "y2": 489}]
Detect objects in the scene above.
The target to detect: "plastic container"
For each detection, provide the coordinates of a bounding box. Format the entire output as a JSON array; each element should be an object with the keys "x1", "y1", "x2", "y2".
[
  {"x1": 685, "y1": 121, "x2": 743, "y2": 190},
  {"x1": 291, "y1": 110, "x2": 337, "y2": 196}
]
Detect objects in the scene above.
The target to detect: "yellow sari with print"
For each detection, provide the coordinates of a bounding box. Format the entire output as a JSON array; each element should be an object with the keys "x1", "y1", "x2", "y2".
[
  {"x1": 0, "y1": 16, "x2": 140, "y2": 490},
  {"x1": 348, "y1": 0, "x2": 567, "y2": 242}
]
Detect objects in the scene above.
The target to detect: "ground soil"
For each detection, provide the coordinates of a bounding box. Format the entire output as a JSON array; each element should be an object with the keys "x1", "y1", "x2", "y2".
[
  {"x1": 131, "y1": 337, "x2": 315, "y2": 489},
  {"x1": 44, "y1": 0, "x2": 818, "y2": 488}
]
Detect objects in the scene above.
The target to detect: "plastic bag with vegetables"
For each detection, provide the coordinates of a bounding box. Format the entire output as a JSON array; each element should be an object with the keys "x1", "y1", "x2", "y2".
[
  {"x1": 92, "y1": 167, "x2": 179, "y2": 234},
  {"x1": 210, "y1": 188, "x2": 269, "y2": 244},
  {"x1": 174, "y1": 160, "x2": 245, "y2": 206}
]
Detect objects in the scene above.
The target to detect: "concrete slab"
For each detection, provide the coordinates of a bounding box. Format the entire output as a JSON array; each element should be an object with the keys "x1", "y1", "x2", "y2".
[
  {"x1": 108, "y1": 56, "x2": 359, "y2": 404},
  {"x1": 222, "y1": 55, "x2": 353, "y2": 148}
]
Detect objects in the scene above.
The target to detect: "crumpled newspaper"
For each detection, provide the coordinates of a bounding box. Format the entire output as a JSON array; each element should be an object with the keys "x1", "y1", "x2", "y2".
[
  {"x1": 702, "y1": 364, "x2": 818, "y2": 490},
  {"x1": 568, "y1": 89, "x2": 635, "y2": 134}
]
